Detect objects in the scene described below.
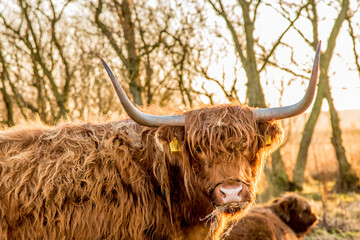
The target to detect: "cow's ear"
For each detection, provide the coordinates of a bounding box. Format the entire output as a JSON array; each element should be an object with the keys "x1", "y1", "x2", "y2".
[
  {"x1": 257, "y1": 120, "x2": 284, "y2": 149},
  {"x1": 271, "y1": 198, "x2": 280, "y2": 204},
  {"x1": 277, "y1": 199, "x2": 291, "y2": 222}
]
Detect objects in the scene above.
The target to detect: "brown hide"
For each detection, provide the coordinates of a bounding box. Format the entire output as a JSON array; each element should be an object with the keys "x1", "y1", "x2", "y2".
[{"x1": 0, "y1": 105, "x2": 283, "y2": 239}]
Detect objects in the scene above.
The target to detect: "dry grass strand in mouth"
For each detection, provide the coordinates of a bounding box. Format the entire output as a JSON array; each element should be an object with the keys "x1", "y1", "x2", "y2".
[{"x1": 201, "y1": 202, "x2": 252, "y2": 240}]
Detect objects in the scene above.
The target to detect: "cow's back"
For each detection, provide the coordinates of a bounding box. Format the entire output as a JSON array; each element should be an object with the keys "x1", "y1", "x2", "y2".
[{"x1": 0, "y1": 121, "x2": 174, "y2": 239}]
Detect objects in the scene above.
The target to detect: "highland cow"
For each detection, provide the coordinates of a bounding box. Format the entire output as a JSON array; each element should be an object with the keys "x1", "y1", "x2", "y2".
[
  {"x1": 0, "y1": 43, "x2": 320, "y2": 239},
  {"x1": 225, "y1": 193, "x2": 318, "y2": 240}
]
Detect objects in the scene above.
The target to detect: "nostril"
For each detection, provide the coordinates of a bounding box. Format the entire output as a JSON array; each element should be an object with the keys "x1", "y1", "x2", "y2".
[
  {"x1": 219, "y1": 189, "x2": 226, "y2": 198},
  {"x1": 237, "y1": 184, "x2": 243, "y2": 196}
]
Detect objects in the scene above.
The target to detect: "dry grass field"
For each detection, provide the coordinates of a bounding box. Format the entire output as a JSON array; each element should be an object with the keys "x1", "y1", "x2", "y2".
[
  {"x1": 280, "y1": 110, "x2": 360, "y2": 182},
  {"x1": 302, "y1": 188, "x2": 360, "y2": 239},
  {"x1": 257, "y1": 110, "x2": 360, "y2": 239}
]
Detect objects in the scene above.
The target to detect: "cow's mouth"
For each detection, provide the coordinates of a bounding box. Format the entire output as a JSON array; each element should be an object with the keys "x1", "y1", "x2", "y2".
[
  {"x1": 202, "y1": 199, "x2": 253, "y2": 240},
  {"x1": 214, "y1": 201, "x2": 250, "y2": 214}
]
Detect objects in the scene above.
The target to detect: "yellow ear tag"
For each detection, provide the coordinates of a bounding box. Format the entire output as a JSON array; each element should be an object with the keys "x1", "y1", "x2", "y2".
[
  {"x1": 169, "y1": 137, "x2": 181, "y2": 152},
  {"x1": 266, "y1": 135, "x2": 272, "y2": 146}
]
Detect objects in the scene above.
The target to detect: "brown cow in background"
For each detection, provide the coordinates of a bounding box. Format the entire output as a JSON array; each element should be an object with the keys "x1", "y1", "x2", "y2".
[
  {"x1": 225, "y1": 193, "x2": 318, "y2": 240},
  {"x1": 0, "y1": 43, "x2": 320, "y2": 239}
]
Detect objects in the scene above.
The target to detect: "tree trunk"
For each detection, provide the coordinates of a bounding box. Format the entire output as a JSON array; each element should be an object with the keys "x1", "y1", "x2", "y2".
[
  {"x1": 292, "y1": 74, "x2": 325, "y2": 189},
  {"x1": 0, "y1": 83, "x2": 14, "y2": 126},
  {"x1": 294, "y1": 80, "x2": 359, "y2": 191},
  {"x1": 269, "y1": 150, "x2": 292, "y2": 195},
  {"x1": 0, "y1": 48, "x2": 14, "y2": 126},
  {"x1": 326, "y1": 92, "x2": 359, "y2": 191},
  {"x1": 95, "y1": 0, "x2": 143, "y2": 106},
  {"x1": 115, "y1": 0, "x2": 143, "y2": 106},
  {"x1": 292, "y1": 0, "x2": 358, "y2": 191}
]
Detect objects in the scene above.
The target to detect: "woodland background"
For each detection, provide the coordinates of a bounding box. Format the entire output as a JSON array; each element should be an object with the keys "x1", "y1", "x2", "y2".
[{"x1": 1, "y1": 0, "x2": 360, "y2": 238}]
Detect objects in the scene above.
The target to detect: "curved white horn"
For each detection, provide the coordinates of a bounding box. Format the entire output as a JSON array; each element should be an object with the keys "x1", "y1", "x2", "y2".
[
  {"x1": 253, "y1": 41, "x2": 321, "y2": 121},
  {"x1": 100, "y1": 58, "x2": 185, "y2": 127}
]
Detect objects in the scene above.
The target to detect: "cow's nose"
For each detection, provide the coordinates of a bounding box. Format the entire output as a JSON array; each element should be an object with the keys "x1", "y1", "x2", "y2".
[{"x1": 212, "y1": 181, "x2": 244, "y2": 205}]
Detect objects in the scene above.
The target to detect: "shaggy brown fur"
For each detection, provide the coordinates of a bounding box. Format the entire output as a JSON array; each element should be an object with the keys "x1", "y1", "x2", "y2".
[
  {"x1": 0, "y1": 105, "x2": 283, "y2": 239},
  {"x1": 225, "y1": 193, "x2": 318, "y2": 240}
]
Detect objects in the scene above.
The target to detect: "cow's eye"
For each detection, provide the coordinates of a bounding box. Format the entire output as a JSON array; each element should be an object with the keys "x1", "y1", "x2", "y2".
[
  {"x1": 226, "y1": 146, "x2": 235, "y2": 152},
  {"x1": 196, "y1": 146, "x2": 202, "y2": 153}
]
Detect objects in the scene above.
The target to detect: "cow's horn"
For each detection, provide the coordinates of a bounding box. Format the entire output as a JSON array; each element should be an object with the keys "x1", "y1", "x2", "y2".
[
  {"x1": 100, "y1": 58, "x2": 185, "y2": 127},
  {"x1": 253, "y1": 41, "x2": 321, "y2": 121}
]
